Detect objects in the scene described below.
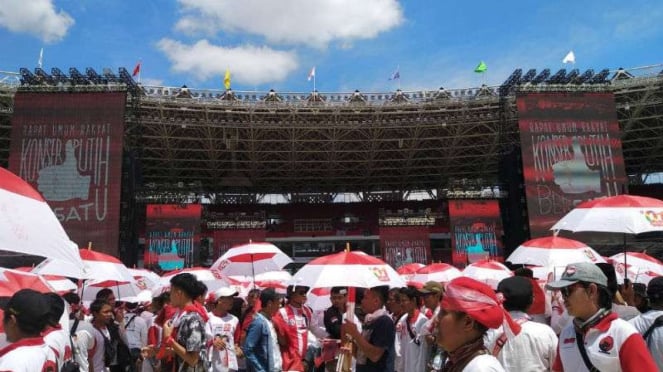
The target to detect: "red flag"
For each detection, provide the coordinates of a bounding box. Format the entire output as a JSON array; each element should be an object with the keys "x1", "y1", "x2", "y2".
[{"x1": 132, "y1": 62, "x2": 141, "y2": 77}]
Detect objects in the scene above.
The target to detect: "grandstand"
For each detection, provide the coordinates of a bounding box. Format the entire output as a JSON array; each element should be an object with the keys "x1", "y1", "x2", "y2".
[{"x1": 0, "y1": 64, "x2": 662, "y2": 266}]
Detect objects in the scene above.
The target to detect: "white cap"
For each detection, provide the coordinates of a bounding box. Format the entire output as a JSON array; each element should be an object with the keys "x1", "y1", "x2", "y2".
[{"x1": 214, "y1": 287, "x2": 239, "y2": 300}]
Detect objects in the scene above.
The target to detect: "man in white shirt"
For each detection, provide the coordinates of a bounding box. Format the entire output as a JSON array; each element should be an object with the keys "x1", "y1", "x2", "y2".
[
  {"x1": 486, "y1": 276, "x2": 558, "y2": 371},
  {"x1": 0, "y1": 289, "x2": 58, "y2": 371},
  {"x1": 124, "y1": 302, "x2": 148, "y2": 371},
  {"x1": 43, "y1": 292, "x2": 72, "y2": 370},
  {"x1": 206, "y1": 287, "x2": 241, "y2": 372},
  {"x1": 629, "y1": 276, "x2": 663, "y2": 370}
]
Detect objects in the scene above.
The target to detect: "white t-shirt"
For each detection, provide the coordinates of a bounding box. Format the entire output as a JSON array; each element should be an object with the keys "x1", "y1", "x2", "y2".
[
  {"x1": 90, "y1": 325, "x2": 111, "y2": 372},
  {"x1": 73, "y1": 321, "x2": 97, "y2": 372},
  {"x1": 629, "y1": 309, "x2": 663, "y2": 370},
  {"x1": 124, "y1": 313, "x2": 148, "y2": 349},
  {"x1": 43, "y1": 325, "x2": 71, "y2": 370},
  {"x1": 463, "y1": 354, "x2": 506, "y2": 371},
  {"x1": 206, "y1": 312, "x2": 240, "y2": 372},
  {"x1": 395, "y1": 310, "x2": 430, "y2": 372},
  {"x1": 0, "y1": 337, "x2": 59, "y2": 372},
  {"x1": 485, "y1": 311, "x2": 558, "y2": 372}
]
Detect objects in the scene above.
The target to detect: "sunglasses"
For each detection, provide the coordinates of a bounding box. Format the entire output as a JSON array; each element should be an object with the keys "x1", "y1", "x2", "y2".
[{"x1": 560, "y1": 283, "x2": 585, "y2": 298}]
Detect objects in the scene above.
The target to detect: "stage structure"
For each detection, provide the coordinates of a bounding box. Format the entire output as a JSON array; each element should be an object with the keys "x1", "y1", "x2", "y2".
[{"x1": 0, "y1": 65, "x2": 661, "y2": 266}]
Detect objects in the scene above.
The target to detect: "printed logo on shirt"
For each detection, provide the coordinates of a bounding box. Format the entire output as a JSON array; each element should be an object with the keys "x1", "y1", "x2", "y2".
[{"x1": 598, "y1": 336, "x2": 614, "y2": 354}]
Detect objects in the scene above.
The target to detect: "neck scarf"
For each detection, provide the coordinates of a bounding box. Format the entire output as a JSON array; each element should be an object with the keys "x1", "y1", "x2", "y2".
[{"x1": 442, "y1": 337, "x2": 486, "y2": 372}]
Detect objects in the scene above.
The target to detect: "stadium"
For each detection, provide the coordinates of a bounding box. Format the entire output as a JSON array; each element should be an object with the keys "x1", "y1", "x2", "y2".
[{"x1": 0, "y1": 64, "x2": 662, "y2": 270}]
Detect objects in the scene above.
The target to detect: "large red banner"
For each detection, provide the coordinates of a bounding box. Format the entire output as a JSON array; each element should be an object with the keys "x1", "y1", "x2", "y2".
[
  {"x1": 8, "y1": 92, "x2": 126, "y2": 257},
  {"x1": 517, "y1": 93, "x2": 627, "y2": 237},
  {"x1": 379, "y1": 226, "x2": 430, "y2": 269},
  {"x1": 448, "y1": 200, "x2": 504, "y2": 267},
  {"x1": 145, "y1": 204, "x2": 202, "y2": 270},
  {"x1": 212, "y1": 229, "x2": 267, "y2": 259}
]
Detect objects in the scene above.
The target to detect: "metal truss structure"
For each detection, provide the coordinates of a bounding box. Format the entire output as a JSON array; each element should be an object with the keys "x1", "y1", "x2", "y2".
[{"x1": 0, "y1": 65, "x2": 662, "y2": 204}]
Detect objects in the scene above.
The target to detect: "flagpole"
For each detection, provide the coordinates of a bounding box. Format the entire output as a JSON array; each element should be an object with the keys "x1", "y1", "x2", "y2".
[
  {"x1": 313, "y1": 72, "x2": 316, "y2": 92},
  {"x1": 138, "y1": 58, "x2": 142, "y2": 84}
]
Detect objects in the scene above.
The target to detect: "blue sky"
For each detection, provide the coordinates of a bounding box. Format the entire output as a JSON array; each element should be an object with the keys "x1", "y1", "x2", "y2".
[{"x1": 0, "y1": 0, "x2": 661, "y2": 93}]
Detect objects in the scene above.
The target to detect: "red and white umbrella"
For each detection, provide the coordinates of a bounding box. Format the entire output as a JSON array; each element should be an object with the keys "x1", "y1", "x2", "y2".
[
  {"x1": 410, "y1": 263, "x2": 462, "y2": 284},
  {"x1": 229, "y1": 270, "x2": 293, "y2": 291},
  {"x1": 507, "y1": 236, "x2": 606, "y2": 269},
  {"x1": 307, "y1": 287, "x2": 332, "y2": 312},
  {"x1": 396, "y1": 263, "x2": 426, "y2": 281},
  {"x1": 81, "y1": 278, "x2": 141, "y2": 302},
  {"x1": 610, "y1": 252, "x2": 663, "y2": 284},
  {"x1": 34, "y1": 248, "x2": 134, "y2": 282},
  {"x1": 211, "y1": 242, "x2": 292, "y2": 277},
  {"x1": 128, "y1": 268, "x2": 161, "y2": 290},
  {"x1": 0, "y1": 267, "x2": 55, "y2": 297},
  {"x1": 551, "y1": 195, "x2": 663, "y2": 234},
  {"x1": 159, "y1": 267, "x2": 230, "y2": 294},
  {"x1": 0, "y1": 168, "x2": 84, "y2": 269},
  {"x1": 294, "y1": 251, "x2": 406, "y2": 289},
  {"x1": 43, "y1": 275, "x2": 78, "y2": 294},
  {"x1": 462, "y1": 260, "x2": 513, "y2": 289}
]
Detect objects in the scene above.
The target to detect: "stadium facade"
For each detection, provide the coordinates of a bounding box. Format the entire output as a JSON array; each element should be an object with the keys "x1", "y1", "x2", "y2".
[{"x1": 0, "y1": 65, "x2": 662, "y2": 269}]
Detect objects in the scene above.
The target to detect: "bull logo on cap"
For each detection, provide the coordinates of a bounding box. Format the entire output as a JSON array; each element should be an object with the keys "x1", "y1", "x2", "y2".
[{"x1": 564, "y1": 266, "x2": 577, "y2": 277}]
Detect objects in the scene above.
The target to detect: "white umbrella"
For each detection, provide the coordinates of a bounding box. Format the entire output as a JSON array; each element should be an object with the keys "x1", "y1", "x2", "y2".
[
  {"x1": 211, "y1": 242, "x2": 292, "y2": 277},
  {"x1": 158, "y1": 267, "x2": 230, "y2": 294},
  {"x1": 610, "y1": 252, "x2": 663, "y2": 284},
  {"x1": 33, "y1": 248, "x2": 134, "y2": 282},
  {"x1": 551, "y1": 195, "x2": 663, "y2": 234},
  {"x1": 128, "y1": 268, "x2": 161, "y2": 290},
  {"x1": 81, "y1": 279, "x2": 141, "y2": 302},
  {"x1": 507, "y1": 236, "x2": 606, "y2": 268},
  {"x1": 294, "y1": 251, "x2": 406, "y2": 289},
  {"x1": 462, "y1": 260, "x2": 513, "y2": 289},
  {"x1": 0, "y1": 168, "x2": 84, "y2": 270},
  {"x1": 410, "y1": 263, "x2": 462, "y2": 284}
]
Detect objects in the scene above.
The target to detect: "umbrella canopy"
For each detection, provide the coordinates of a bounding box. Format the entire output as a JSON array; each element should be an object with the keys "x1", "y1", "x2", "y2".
[
  {"x1": 462, "y1": 260, "x2": 513, "y2": 289},
  {"x1": 507, "y1": 236, "x2": 606, "y2": 268},
  {"x1": 211, "y1": 242, "x2": 293, "y2": 277},
  {"x1": 33, "y1": 248, "x2": 134, "y2": 282},
  {"x1": 0, "y1": 267, "x2": 55, "y2": 297},
  {"x1": 307, "y1": 287, "x2": 332, "y2": 312},
  {"x1": 551, "y1": 195, "x2": 663, "y2": 234},
  {"x1": 294, "y1": 251, "x2": 406, "y2": 289},
  {"x1": 410, "y1": 263, "x2": 462, "y2": 284},
  {"x1": 81, "y1": 278, "x2": 141, "y2": 302},
  {"x1": 229, "y1": 270, "x2": 293, "y2": 291},
  {"x1": 128, "y1": 268, "x2": 161, "y2": 290},
  {"x1": 159, "y1": 267, "x2": 230, "y2": 294},
  {"x1": 610, "y1": 252, "x2": 663, "y2": 284},
  {"x1": 396, "y1": 263, "x2": 426, "y2": 275},
  {"x1": 43, "y1": 275, "x2": 77, "y2": 294},
  {"x1": 0, "y1": 168, "x2": 84, "y2": 269}
]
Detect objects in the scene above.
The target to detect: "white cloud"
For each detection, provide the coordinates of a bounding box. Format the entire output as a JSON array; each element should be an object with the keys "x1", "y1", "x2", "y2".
[
  {"x1": 0, "y1": 0, "x2": 74, "y2": 43},
  {"x1": 156, "y1": 39, "x2": 299, "y2": 86},
  {"x1": 174, "y1": 0, "x2": 403, "y2": 47}
]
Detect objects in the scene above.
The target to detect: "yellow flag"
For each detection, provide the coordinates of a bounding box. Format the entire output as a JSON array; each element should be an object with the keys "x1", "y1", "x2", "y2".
[{"x1": 224, "y1": 69, "x2": 231, "y2": 90}]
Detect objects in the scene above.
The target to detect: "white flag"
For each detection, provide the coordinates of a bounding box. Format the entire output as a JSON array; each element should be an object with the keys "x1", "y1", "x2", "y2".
[
  {"x1": 38, "y1": 48, "x2": 43, "y2": 68},
  {"x1": 562, "y1": 50, "x2": 575, "y2": 64},
  {"x1": 307, "y1": 66, "x2": 315, "y2": 81}
]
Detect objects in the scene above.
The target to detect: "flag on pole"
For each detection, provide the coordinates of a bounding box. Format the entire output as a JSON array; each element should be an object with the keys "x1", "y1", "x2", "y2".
[
  {"x1": 562, "y1": 50, "x2": 576, "y2": 64},
  {"x1": 38, "y1": 48, "x2": 43, "y2": 68},
  {"x1": 224, "y1": 69, "x2": 231, "y2": 90},
  {"x1": 307, "y1": 67, "x2": 316, "y2": 81},
  {"x1": 474, "y1": 61, "x2": 487, "y2": 73},
  {"x1": 132, "y1": 61, "x2": 141, "y2": 77},
  {"x1": 389, "y1": 66, "x2": 400, "y2": 80}
]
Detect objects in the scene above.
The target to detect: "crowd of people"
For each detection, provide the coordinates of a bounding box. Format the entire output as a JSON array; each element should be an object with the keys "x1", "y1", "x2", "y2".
[{"x1": 1, "y1": 261, "x2": 663, "y2": 371}]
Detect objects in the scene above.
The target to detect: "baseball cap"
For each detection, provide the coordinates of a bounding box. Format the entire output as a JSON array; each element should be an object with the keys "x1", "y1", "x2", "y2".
[
  {"x1": 214, "y1": 287, "x2": 239, "y2": 300},
  {"x1": 287, "y1": 285, "x2": 310, "y2": 294},
  {"x1": 418, "y1": 281, "x2": 443, "y2": 294},
  {"x1": 545, "y1": 262, "x2": 608, "y2": 289},
  {"x1": 3, "y1": 289, "x2": 51, "y2": 334},
  {"x1": 647, "y1": 277, "x2": 663, "y2": 300}
]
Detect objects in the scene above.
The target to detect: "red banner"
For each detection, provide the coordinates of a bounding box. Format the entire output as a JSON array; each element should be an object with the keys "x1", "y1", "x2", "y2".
[
  {"x1": 145, "y1": 204, "x2": 202, "y2": 270},
  {"x1": 379, "y1": 226, "x2": 430, "y2": 269},
  {"x1": 448, "y1": 200, "x2": 504, "y2": 267},
  {"x1": 212, "y1": 229, "x2": 266, "y2": 259},
  {"x1": 8, "y1": 92, "x2": 126, "y2": 257},
  {"x1": 517, "y1": 93, "x2": 627, "y2": 237}
]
